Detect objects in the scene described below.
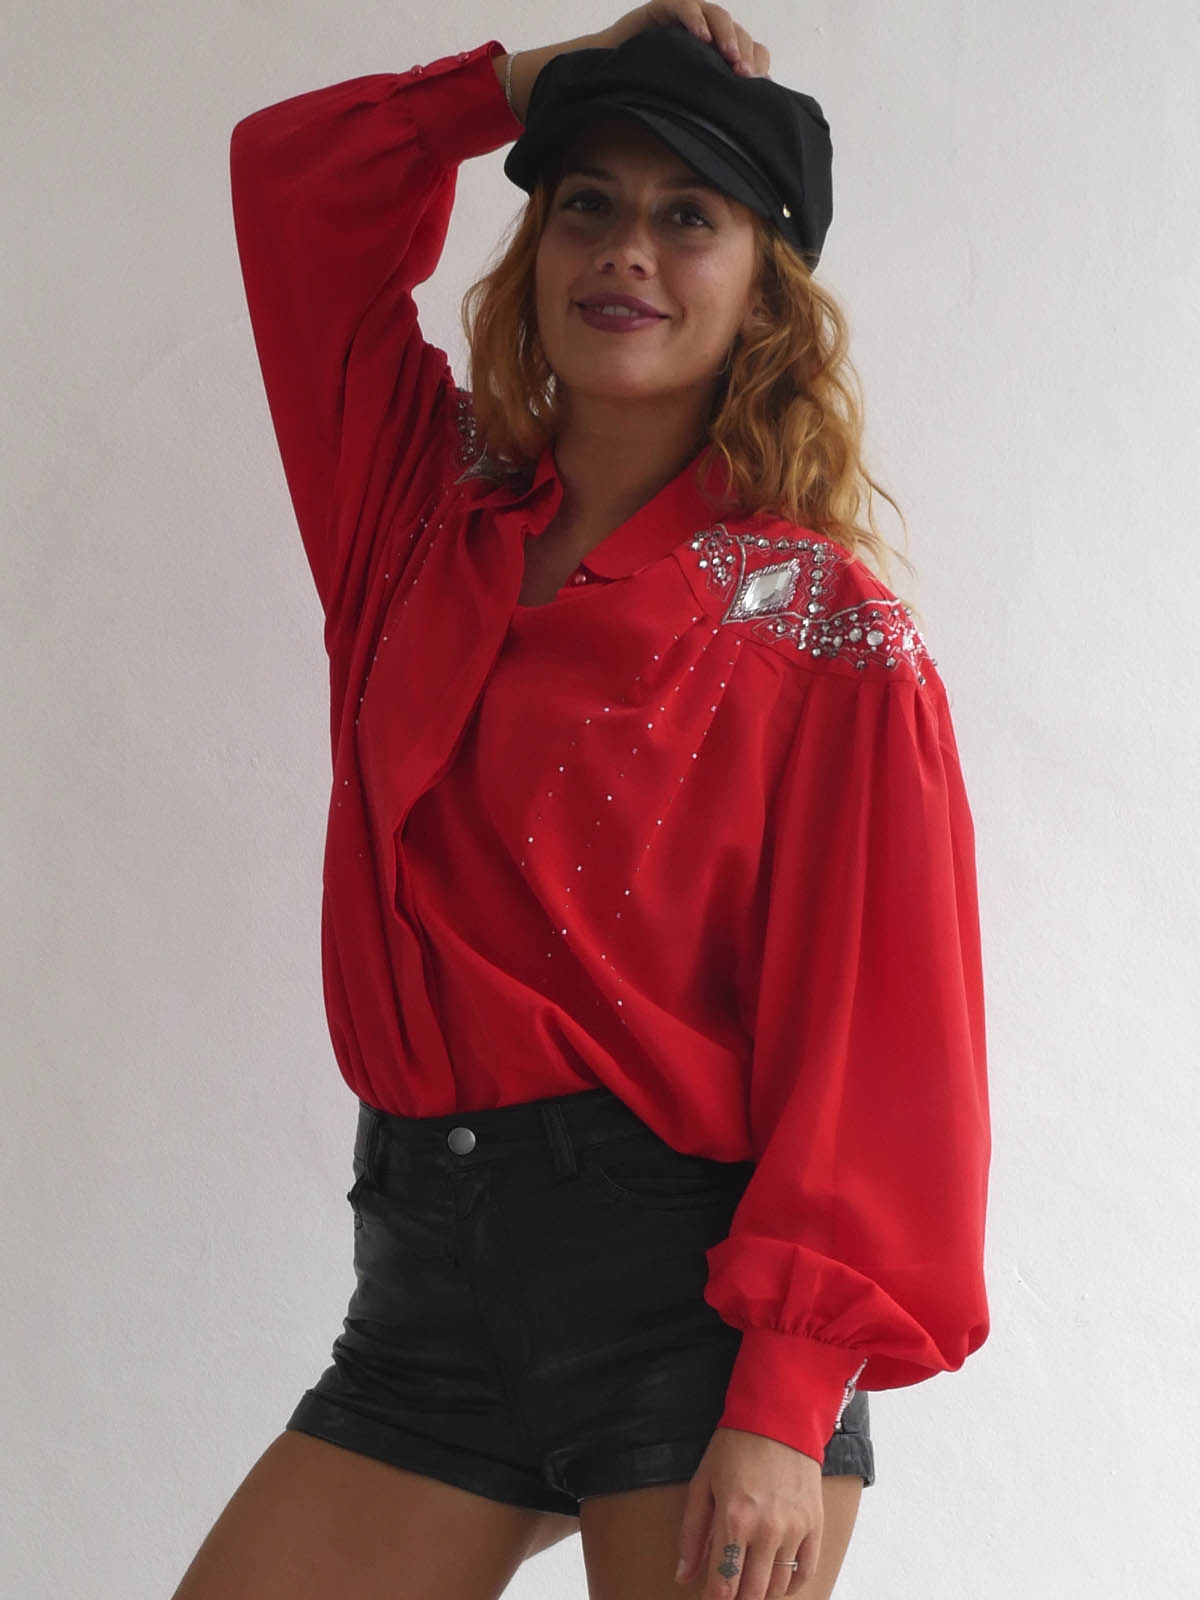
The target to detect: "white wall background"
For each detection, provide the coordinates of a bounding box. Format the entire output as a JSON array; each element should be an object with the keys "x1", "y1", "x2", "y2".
[{"x1": 4, "y1": 1, "x2": 1198, "y2": 1595}]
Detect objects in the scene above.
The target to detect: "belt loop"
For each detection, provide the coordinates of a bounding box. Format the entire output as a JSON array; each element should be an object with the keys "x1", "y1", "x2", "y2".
[{"x1": 539, "y1": 1101, "x2": 579, "y2": 1180}]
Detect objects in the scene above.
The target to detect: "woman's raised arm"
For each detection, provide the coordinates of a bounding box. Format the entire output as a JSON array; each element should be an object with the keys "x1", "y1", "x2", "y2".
[{"x1": 229, "y1": 43, "x2": 520, "y2": 642}]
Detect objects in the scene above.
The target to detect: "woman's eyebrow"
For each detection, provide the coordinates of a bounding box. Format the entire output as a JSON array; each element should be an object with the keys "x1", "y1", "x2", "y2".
[{"x1": 558, "y1": 162, "x2": 725, "y2": 196}]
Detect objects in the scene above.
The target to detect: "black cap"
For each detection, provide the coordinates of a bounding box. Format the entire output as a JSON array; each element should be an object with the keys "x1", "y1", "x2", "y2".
[{"x1": 503, "y1": 23, "x2": 833, "y2": 270}]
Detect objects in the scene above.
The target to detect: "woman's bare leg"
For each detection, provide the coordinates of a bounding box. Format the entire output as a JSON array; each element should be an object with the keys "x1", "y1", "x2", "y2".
[{"x1": 170, "y1": 1429, "x2": 557, "y2": 1600}]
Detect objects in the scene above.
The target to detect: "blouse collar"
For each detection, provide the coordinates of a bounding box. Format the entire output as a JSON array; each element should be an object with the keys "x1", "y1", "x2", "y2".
[{"x1": 469, "y1": 437, "x2": 748, "y2": 580}]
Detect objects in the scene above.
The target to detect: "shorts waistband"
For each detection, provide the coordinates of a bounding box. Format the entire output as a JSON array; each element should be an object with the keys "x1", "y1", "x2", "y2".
[{"x1": 354, "y1": 1085, "x2": 658, "y2": 1185}]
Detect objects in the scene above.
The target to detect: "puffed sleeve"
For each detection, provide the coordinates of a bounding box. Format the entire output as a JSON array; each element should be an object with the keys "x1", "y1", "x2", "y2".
[
  {"x1": 229, "y1": 41, "x2": 520, "y2": 645},
  {"x1": 705, "y1": 663, "x2": 992, "y2": 1465}
]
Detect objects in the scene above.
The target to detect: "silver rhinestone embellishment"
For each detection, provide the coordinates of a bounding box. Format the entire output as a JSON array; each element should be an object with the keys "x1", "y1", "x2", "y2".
[
  {"x1": 687, "y1": 524, "x2": 936, "y2": 684},
  {"x1": 833, "y1": 1358, "x2": 868, "y2": 1430},
  {"x1": 725, "y1": 557, "x2": 802, "y2": 620},
  {"x1": 451, "y1": 387, "x2": 532, "y2": 491}
]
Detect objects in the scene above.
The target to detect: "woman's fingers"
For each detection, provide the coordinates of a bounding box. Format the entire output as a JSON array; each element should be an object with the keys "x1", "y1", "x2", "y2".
[
  {"x1": 696, "y1": 5, "x2": 770, "y2": 76},
  {"x1": 731, "y1": 21, "x2": 756, "y2": 69},
  {"x1": 636, "y1": 3, "x2": 771, "y2": 77},
  {"x1": 729, "y1": 25, "x2": 771, "y2": 78},
  {"x1": 699, "y1": 5, "x2": 746, "y2": 68}
]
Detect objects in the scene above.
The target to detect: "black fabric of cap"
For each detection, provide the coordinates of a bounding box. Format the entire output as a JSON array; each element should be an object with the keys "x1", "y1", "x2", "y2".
[{"x1": 502, "y1": 22, "x2": 833, "y2": 270}]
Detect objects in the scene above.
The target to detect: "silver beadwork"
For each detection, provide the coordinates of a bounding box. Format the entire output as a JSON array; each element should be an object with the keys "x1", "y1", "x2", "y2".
[
  {"x1": 833, "y1": 1358, "x2": 868, "y2": 1431},
  {"x1": 453, "y1": 388, "x2": 483, "y2": 472},
  {"x1": 688, "y1": 525, "x2": 935, "y2": 684},
  {"x1": 451, "y1": 388, "x2": 531, "y2": 490}
]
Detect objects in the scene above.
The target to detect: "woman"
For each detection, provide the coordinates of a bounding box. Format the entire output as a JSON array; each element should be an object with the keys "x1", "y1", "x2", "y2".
[{"x1": 177, "y1": 6, "x2": 991, "y2": 1597}]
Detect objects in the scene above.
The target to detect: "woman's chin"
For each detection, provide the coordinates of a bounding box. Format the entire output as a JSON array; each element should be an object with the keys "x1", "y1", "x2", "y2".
[{"x1": 552, "y1": 369, "x2": 695, "y2": 406}]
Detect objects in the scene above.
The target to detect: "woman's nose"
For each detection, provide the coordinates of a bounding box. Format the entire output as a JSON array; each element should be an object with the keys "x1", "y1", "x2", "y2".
[{"x1": 594, "y1": 214, "x2": 656, "y2": 265}]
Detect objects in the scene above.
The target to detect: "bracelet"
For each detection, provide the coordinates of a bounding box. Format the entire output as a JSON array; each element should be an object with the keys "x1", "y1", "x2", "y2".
[{"x1": 504, "y1": 50, "x2": 519, "y2": 114}]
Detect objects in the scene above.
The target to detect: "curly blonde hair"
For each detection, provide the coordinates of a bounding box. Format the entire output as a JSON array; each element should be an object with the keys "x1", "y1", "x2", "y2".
[{"x1": 460, "y1": 160, "x2": 918, "y2": 610}]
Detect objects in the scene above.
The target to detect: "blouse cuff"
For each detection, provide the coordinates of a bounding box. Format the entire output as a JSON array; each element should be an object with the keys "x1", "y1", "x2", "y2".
[
  {"x1": 404, "y1": 40, "x2": 524, "y2": 169},
  {"x1": 715, "y1": 1328, "x2": 867, "y2": 1466}
]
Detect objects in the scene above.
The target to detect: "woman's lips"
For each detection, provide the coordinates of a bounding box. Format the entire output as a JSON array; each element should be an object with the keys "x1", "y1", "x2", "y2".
[{"x1": 576, "y1": 303, "x2": 669, "y2": 333}]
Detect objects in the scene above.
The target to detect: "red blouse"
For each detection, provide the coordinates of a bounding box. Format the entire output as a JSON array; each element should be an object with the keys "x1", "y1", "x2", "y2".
[{"x1": 229, "y1": 37, "x2": 991, "y2": 1468}]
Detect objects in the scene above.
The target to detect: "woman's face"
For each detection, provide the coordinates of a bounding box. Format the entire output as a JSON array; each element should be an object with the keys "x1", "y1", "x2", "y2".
[{"x1": 533, "y1": 115, "x2": 762, "y2": 410}]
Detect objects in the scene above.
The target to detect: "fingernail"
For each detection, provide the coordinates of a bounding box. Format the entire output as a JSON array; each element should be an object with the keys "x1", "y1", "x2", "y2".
[{"x1": 676, "y1": 1557, "x2": 688, "y2": 1580}]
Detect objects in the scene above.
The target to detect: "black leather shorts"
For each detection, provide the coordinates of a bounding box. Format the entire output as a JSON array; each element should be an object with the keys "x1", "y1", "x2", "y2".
[{"x1": 286, "y1": 1085, "x2": 874, "y2": 1515}]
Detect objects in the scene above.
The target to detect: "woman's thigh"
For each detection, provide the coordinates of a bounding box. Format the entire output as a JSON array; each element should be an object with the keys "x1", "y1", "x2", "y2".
[
  {"x1": 578, "y1": 1475, "x2": 864, "y2": 1600},
  {"x1": 169, "y1": 1429, "x2": 551, "y2": 1600}
]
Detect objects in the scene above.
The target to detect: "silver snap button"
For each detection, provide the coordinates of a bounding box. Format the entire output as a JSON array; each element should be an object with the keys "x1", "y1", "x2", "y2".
[{"x1": 447, "y1": 1126, "x2": 476, "y2": 1154}]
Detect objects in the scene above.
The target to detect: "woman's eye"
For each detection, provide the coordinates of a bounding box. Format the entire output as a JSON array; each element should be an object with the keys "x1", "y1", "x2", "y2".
[
  {"x1": 562, "y1": 190, "x2": 606, "y2": 213},
  {"x1": 561, "y1": 190, "x2": 711, "y2": 228}
]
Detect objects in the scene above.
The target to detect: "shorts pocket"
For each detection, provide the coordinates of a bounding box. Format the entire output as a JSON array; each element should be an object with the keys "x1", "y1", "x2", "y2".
[{"x1": 583, "y1": 1134, "x2": 754, "y2": 1212}]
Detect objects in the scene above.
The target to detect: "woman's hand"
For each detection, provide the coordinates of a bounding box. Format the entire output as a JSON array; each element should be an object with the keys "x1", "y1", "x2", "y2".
[
  {"x1": 500, "y1": 6, "x2": 769, "y2": 127},
  {"x1": 600, "y1": 3, "x2": 771, "y2": 78},
  {"x1": 674, "y1": 1426, "x2": 823, "y2": 1598}
]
